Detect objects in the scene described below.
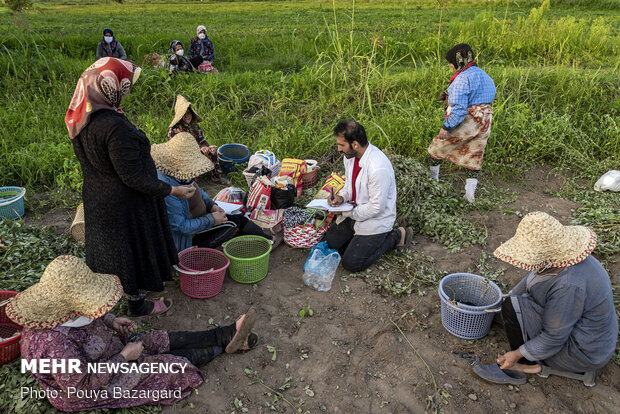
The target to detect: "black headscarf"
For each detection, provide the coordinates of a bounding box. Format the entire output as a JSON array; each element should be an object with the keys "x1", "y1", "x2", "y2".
[{"x1": 445, "y1": 43, "x2": 475, "y2": 71}]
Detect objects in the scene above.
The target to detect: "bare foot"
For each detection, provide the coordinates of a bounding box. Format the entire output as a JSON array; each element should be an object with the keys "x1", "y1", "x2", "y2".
[
  {"x1": 510, "y1": 363, "x2": 541, "y2": 374},
  {"x1": 396, "y1": 227, "x2": 406, "y2": 246}
]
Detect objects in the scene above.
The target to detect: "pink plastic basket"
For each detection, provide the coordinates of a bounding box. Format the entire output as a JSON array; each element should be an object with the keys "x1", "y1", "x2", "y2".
[
  {"x1": 175, "y1": 247, "x2": 230, "y2": 299},
  {"x1": 0, "y1": 291, "x2": 22, "y2": 365}
]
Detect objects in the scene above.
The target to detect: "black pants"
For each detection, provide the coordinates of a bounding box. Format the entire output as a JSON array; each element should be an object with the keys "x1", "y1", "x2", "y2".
[
  {"x1": 167, "y1": 323, "x2": 236, "y2": 367},
  {"x1": 325, "y1": 218, "x2": 400, "y2": 273},
  {"x1": 193, "y1": 214, "x2": 271, "y2": 248},
  {"x1": 502, "y1": 298, "x2": 537, "y2": 365}
]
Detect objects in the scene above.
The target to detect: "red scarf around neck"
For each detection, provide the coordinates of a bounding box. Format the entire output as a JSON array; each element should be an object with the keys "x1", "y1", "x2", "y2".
[{"x1": 449, "y1": 61, "x2": 476, "y2": 84}]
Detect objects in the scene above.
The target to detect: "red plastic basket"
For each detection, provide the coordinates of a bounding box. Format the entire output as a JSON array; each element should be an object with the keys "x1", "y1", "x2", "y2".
[
  {"x1": 174, "y1": 247, "x2": 230, "y2": 299},
  {"x1": 301, "y1": 167, "x2": 319, "y2": 190},
  {"x1": 0, "y1": 291, "x2": 22, "y2": 365}
]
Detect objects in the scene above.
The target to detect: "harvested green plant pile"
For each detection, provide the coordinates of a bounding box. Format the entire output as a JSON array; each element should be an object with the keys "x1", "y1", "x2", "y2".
[
  {"x1": 389, "y1": 154, "x2": 486, "y2": 252},
  {"x1": 570, "y1": 191, "x2": 620, "y2": 260},
  {"x1": 0, "y1": 218, "x2": 84, "y2": 291}
]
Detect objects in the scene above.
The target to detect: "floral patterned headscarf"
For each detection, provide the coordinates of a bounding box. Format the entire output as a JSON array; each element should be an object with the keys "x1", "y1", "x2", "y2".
[
  {"x1": 445, "y1": 43, "x2": 475, "y2": 71},
  {"x1": 65, "y1": 57, "x2": 141, "y2": 139}
]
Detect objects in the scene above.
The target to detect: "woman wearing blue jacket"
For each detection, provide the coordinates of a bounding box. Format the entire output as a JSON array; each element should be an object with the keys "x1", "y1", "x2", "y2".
[
  {"x1": 151, "y1": 132, "x2": 269, "y2": 252},
  {"x1": 428, "y1": 43, "x2": 496, "y2": 203}
]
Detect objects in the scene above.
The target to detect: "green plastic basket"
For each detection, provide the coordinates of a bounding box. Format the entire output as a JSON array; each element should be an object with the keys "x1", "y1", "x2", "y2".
[{"x1": 223, "y1": 235, "x2": 272, "y2": 284}]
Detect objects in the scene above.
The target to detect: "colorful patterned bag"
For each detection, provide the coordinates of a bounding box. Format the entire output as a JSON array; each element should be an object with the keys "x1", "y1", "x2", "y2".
[
  {"x1": 246, "y1": 179, "x2": 271, "y2": 211},
  {"x1": 249, "y1": 208, "x2": 284, "y2": 230},
  {"x1": 283, "y1": 209, "x2": 328, "y2": 248},
  {"x1": 314, "y1": 172, "x2": 346, "y2": 199},
  {"x1": 278, "y1": 158, "x2": 307, "y2": 197}
]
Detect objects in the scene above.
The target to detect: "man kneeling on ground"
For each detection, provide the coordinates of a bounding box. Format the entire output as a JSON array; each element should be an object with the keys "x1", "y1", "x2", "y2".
[{"x1": 326, "y1": 120, "x2": 413, "y2": 272}]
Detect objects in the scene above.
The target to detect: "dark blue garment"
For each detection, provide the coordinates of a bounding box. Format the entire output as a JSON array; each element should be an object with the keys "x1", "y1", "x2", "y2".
[
  {"x1": 509, "y1": 255, "x2": 618, "y2": 372},
  {"x1": 443, "y1": 66, "x2": 496, "y2": 131}
]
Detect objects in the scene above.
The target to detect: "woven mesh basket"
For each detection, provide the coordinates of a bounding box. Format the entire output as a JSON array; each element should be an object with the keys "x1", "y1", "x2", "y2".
[{"x1": 223, "y1": 236, "x2": 272, "y2": 284}]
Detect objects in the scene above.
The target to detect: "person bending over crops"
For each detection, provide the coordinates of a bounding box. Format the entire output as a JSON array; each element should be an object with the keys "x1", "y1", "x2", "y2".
[
  {"x1": 474, "y1": 212, "x2": 617, "y2": 385},
  {"x1": 7, "y1": 255, "x2": 258, "y2": 412},
  {"x1": 326, "y1": 121, "x2": 413, "y2": 272},
  {"x1": 151, "y1": 132, "x2": 272, "y2": 252},
  {"x1": 167, "y1": 40, "x2": 195, "y2": 73},
  {"x1": 189, "y1": 25, "x2": 218, "y2": 73},
  {"x1": 168, "y1": 94, "x2": 228, "y2": 184},
  {"x1": 428, "y1": 43, "x2": 496, "y2": 203},
  {"x1": 96, "y1": 28, "x2": 127, "y2": 60},
  {"x1": 67, "y1": 58, "x2": 195, "y2": 317}
]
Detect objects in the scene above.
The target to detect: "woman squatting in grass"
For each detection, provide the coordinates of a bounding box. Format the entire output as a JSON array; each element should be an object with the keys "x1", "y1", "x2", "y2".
[
  {"x1": 428, "y1": 43, "x2": 496, "y2": 203},
  {"x1": 96, "y1": 28, "x2": 127, "y2": 61},
  {"x1": 167, "y1": 94, "x2": 228, "y2": 184},
  {"x1": 7, "y1": 255, "x2": 258, "y2": 412}
]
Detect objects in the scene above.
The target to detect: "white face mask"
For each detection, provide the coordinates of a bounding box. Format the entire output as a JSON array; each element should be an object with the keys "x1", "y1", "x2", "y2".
[
  {"x1": 175, "y1": 49, "x2": 184, "y2": 57},
  {"x1": 104, "y1": 36, "x2": 113, "y2": 43},
  {"x1": 198, "y1": 33, "x2": 206, "y2": 40}
]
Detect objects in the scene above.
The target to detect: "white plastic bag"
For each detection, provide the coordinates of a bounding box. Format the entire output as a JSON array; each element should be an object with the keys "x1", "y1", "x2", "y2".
[
  {"x1": 302, "y1": 241, "x2": 341, "y2": 292},
  {"x1": 594, "y1": 170, "x2": 620, "y2": 192}
]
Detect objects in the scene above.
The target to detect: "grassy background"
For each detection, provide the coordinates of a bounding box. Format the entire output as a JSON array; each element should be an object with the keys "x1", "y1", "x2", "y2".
[{"x1": 0, "y1": 0, "x2": 618, "y2": 193}]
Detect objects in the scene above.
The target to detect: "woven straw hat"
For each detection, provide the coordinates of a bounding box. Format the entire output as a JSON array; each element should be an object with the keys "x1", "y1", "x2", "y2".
[
  {"x1": 6, "y1": 255, "x2": 123, "y2": 329},
  {"x1": 169, "y1": 95, "x2": 202, "y2": 128},
  {"x1": 493, "y1": 212, "x2": 597, "y2": 271},
  {"x1": 151, "y1": 132, "x2": 214, "y2": 180}
]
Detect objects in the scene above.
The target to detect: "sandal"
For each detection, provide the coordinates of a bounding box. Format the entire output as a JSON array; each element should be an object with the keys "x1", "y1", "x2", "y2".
[
  {"x1": 396, "y1": 227, "x2": 414, "y2": 256},
  {"x1": 132, "y1": 299, "x2": 172, "y2": 317},
  {"x1": 237, "y1": 331, "x2": 259, "y2": 352},
  {"x1": 473, "y1": 364, "x2": 528, "y2": 385},
  {"x1": 225, "y1": 308, "x2": 257, "y2": 354}
]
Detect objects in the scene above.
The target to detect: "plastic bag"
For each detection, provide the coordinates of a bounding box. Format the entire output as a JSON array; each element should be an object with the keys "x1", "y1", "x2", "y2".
[
  {"x1": 214, "y1": 187, "x2": 246, "y2": 204},
  {"x1": 302, "y1": 241, "x2": 341, "y2": 292},
  {"x1": 594, "y1": 170, "x2": 620, "y2": 192}
]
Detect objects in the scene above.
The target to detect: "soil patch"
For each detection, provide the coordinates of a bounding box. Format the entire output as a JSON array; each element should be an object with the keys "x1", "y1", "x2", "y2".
[{"x1": 22, "y1": 171, "x2": 619, "y2": 413}]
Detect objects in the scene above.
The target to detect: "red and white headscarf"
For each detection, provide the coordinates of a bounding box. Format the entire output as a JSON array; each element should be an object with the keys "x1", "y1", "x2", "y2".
[{"x1": 65, "y1": 57, "x2": 141, "y2": 139}]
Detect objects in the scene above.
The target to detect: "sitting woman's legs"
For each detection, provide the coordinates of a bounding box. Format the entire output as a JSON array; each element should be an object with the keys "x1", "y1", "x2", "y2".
[
  {"x1": 167, "y1": 324, "x2": 236, "y2": 367},
  {"x1": 502, "y1": 298, "x2": 537, "y2": 365}
]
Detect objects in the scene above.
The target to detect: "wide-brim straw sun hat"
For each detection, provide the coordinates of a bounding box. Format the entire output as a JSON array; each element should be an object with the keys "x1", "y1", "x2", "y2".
[
  {"x1": 6, "y1": 255, "x2": 123, "y2": 329},
  {"x1": 493, "y1": 211, "x2": 597, "y2": 271},
  {"x1": 169, "y1": 94, "x2": 202, "y2": 128},
  {"x1": 151, "y1": 131, "x2": 214, "y2": 180}
]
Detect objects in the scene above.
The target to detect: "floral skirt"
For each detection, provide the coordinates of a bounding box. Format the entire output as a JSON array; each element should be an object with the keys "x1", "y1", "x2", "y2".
[{"x1": 428, "y1": 104, "x2": 493, "y2": 171}]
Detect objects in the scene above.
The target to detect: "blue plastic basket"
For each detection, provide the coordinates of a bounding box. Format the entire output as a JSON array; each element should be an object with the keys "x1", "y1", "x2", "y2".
[
  {"x1": 0, "y1": 187, "x2": 26, "y2": 220},
  {"x1": 217, "y1": 144, "x2": 250, "y2": 173},
  {"x1": 439, "y1": 273, "x2": 502, "y2": 340}
]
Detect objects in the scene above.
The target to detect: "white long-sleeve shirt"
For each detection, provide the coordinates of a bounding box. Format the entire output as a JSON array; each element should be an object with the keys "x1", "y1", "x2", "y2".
[{"x1": 339, "y1": 143, "x2": 397, "y2": 235}]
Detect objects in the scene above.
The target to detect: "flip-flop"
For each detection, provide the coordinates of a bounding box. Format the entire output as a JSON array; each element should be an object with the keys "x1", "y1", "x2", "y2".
[
  {"x1": 130, "y1": 299, "x2": 173, "y2": 318},
  {"x1": 237, "y1": 331, "x2": 259, "y2": 352},
  {"x1": 396, "y1": 227, "x2": 414, "y2": 256},
  {"x1": 225, "y1": 308, "x2": 257, "y2": 354},
  {"x1": 473, "y1": 364, "x2": 527, "y2": 385}
]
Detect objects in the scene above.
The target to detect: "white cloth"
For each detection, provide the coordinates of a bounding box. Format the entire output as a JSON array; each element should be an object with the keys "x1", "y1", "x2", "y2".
[
  {"x1": 60, "y1": 316, "x2": 94, "y2": 328},
  {"x1": 339, "y1": 143, "x2": 397, "y2": 235}
]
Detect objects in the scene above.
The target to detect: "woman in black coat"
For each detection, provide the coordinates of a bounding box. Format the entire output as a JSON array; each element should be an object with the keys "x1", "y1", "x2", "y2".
[{"x1": 65, "y1": 57, "x2": 195, "y2": 316}]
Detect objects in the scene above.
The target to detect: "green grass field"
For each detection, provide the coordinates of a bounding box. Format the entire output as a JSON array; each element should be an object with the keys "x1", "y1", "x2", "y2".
[{"x1": 0, "y1": 0, "x2": 618, "y2": 193}]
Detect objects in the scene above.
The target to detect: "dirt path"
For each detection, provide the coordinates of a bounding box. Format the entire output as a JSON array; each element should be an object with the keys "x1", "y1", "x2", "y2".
[{"x1": 25, "y1": 170, "x2": 619, "y2": 413}]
